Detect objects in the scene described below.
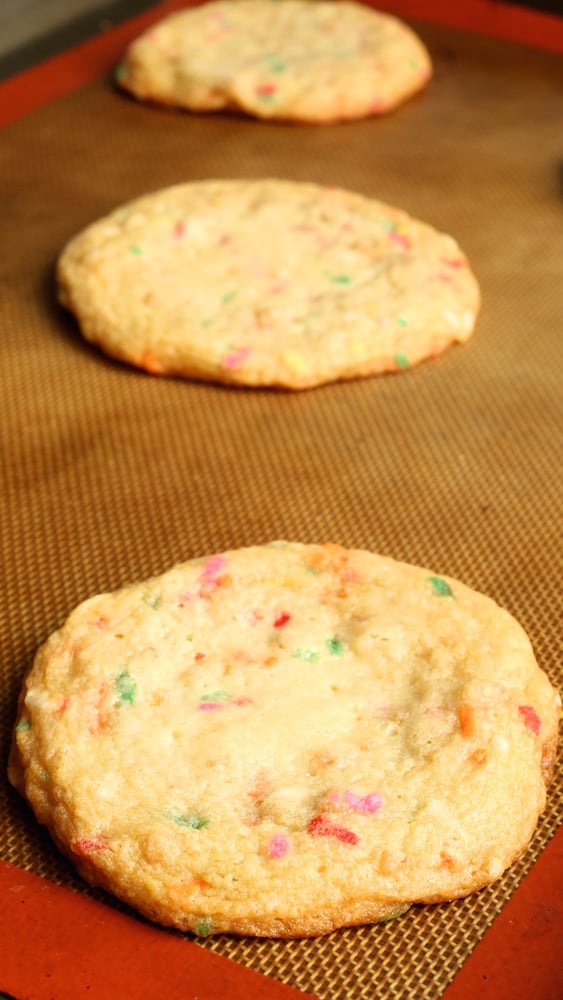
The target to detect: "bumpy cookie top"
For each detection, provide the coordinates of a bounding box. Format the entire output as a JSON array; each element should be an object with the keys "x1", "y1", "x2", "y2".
[
  {"x1": 9, "y1": 543, "x2": 560, "y2": 937},
  {"x1": 117, "y1": 0, "x2": 432, "y2": 122},
  {"x1": 57, "y1": 179, "x2": 480, "y2": 388}
]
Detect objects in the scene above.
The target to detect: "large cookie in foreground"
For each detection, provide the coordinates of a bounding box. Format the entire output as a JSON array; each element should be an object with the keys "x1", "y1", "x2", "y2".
[
  {"x1": 57, "y1": 179, "x2": 480, "y2": 389},
  {"x1": 116, "y1": 0, "x2": 432, "y2": 123},
  {"x1": 9, "y1": 543, "x2": 560, "y2": 937}
]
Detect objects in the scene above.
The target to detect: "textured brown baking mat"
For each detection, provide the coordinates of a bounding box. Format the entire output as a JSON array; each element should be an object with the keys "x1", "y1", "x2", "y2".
[{"x1": 1, "y1": 16, "x2": 562, "y2": 1000}]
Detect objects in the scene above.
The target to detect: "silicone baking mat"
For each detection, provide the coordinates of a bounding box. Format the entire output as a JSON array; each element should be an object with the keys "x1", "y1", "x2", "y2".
[{"x1": 1, "y1": 3, "x2": 562, "y2": 997}]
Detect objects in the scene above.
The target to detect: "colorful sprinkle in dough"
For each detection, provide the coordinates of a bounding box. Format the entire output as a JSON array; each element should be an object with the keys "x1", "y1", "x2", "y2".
[
  {"x1": 308, "y1": 814, "x2": 359, "y2": 846},
  {"x1": 519, "y1": 705, "x2": 541, "y2": 735},
  {"x1": 330, "y1": 790, "x2": 382, "y2": 814},
  {"x1": 194, "y1": 917, "x2": 213, "y2": 937},
  {"x1": 116, "y1": 0, "x2": 432, "y2": 124},
  {"x1": 166, "y1": 810, "x2": 210, "y2": 830},
  {"x1": 268, "y1": 833, "x2": 290, "y2": 858},
  {"x1": 428, "y1": 575, "x2": 455, "y2": 598},
  {"x1": 57, "y1": 179, "x2": 481, "y2": 390},
  {"x1": 115, "y1": 668, "x2": 136, "y2": 704},
  {"x1": 8, "y1": 542, "x2": 560, "y2": 938},
  {"x1": 326, "y1": 636, "x2": 345, "y2": 656}
]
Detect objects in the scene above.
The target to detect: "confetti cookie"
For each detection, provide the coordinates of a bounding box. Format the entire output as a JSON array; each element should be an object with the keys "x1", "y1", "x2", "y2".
[
  {"x1": 9, "y1": 543, "x2": 560, "y2": 938},
  {"x1": 116, "y1": 0, "x2": 431, "y2": 123},
  {"x1": 57, "y1": 179, "x2": 480, "y2": 389}
]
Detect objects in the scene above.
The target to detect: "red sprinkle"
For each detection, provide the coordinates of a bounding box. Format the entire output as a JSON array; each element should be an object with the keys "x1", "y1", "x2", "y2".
[
  {"x1": 274, "y1": 612, "x2": 291, "y2": 628},
  {"x1": 195, "y1": 652, "x2": 206, "y2": 662},
  {"x1": 72, "y1": 837, "x2": 106, "y2": 856},
  {"x1": 307, "y1": 815, "x2": 358, "y2": 846},
  {"x1": 256, "y1": 83, "x2": 277, "y2": 97},
  {"x1": 441, "y1": 257, "x2": 465, "y2": 268},
  {"x1": 518, "y1": 705, "x2": 541, "y2": 735}
]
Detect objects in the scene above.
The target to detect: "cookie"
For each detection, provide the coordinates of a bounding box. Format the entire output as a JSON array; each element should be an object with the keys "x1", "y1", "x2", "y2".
[
  {"x1": 57, "y1": 179, "x2": 480, "y2": 389},
  {"x1": 9, "y1": 542, "x2": 560, "y2": 938},
  {"x1": 116, "y1": 0, "x2": 431, "y2": 123}
]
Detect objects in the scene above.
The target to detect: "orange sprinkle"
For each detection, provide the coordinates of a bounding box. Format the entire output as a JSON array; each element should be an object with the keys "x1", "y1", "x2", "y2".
[{"x1": 458, "y1": 704, "x2": 475, "y2": 738}]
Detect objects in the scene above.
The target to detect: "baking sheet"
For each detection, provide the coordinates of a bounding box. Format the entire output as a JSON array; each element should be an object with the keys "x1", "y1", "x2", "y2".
[{"x1": 1, "y1": 8, "x2": 562, "y2": 998}]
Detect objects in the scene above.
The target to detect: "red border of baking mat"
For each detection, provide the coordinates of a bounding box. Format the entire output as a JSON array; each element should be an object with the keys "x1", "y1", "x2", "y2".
[
  {"x1": 0, "y1": 859, "x2": 314, "y2": 999},
  {"x1": 1, "y1": 3, "x2": 562, "y2": 997},
  {"x1": 0, "y1": 0, "x2": 562, "y2": 126}
]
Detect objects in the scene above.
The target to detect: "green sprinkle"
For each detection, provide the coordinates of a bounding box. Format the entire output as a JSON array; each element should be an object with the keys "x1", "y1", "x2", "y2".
[
  {"x1": 395, "y1": 316, "x2": 408, "y2": 327},
  {"x1": 427, "y1": 576, "x2": 454, "y2": 598},
  {"x1": 167, "y1": 810, "x2": 209, "y2": 830},
  {"x1": 378, "y1": 905, "x2": 410, "y2": 923},
  {"x1": 186, "y1": 635, "x2": 193, "y2": 642},
  {"x1": 115, "y1": 668, "x2": 136, "y2": 705},
  {"x1": 16, "y1": 718, "x2": 31, "y2": 732},
  {"x1": 129, "y1": 244, "x2": 142, "y2": 256},
  {"x1": 201, "y1": 317, "x2": 214, "y2": 327},
  {"x1": 326, "y1": 636, "x2": 345, "y2": 656},
  {"x1": 200, "y1": 690, "x2": 230, "y2": 702},
  {"x1": 267, "y1": 55, "x2": 287, "y2": 73},
  {"x1": 324, "y1": 271, "x2": 352, "y2": 285},
  {"x1": 115, "y1": 62, "x2": 128, "y2": 80},
  {"x1": 409, "y1": 60, "x2": 419, "y2": 71},
  {"x1": 221, "y1": 290, "x2": 238, "y2": 304},
  {"x1": 144, "y1": 593, "x2": 161, "y2": 610},
  {"x1": 394, "y1": 352, "x2": 409, "y2": 369},
  {"x1": 194, "y1": 917, "x2": 213, "y2": 937},
  {"x1": 292, "y1": 648, "x2": 319, "y2": 663}
]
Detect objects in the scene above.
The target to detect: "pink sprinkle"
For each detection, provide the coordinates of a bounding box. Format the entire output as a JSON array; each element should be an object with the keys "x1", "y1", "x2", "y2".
[
  {"x1": 223, "y1": 345, "x2": 251, "y2": 370},
  {"x1": 341, "y1": 566, "x2": 360, "y2": 583},
  {"x1": 56, "y1": 697, "x2": 71, "y2": 714},
  {"x1": 389, "y1": 231, "x2": 411, "y2": 250},
  {"x1": 202, "y1": 554, "x2": 227, "y2": 579},
  {"x1": 371, "y1": 96, "x2": 384, "y2": 113},
  {"x1": 330, "y1": 790, "x2": 382, "y2": 814},
  {"x1": 198, "y1": 696, "x2": 252, "y2": 712},
  {"x1": 93, "y1": 616, "x2": 109, "y2": 629},
  {"x1": 441, "y1": 257, "x2": 466, "y2": 269},
  {"x1": 177, "y1": 590, "x2": 195, "y2": 606},
  {"x1": 173, "y1": 220, "x2": 188, "y2": 239},
  {"x1": 274, "y1": 612, "x2": 291, "y2": 628},
  {"x1": 346, "y1": 791, "x2": 382, "y2": 813},
  {"x1": 519, "y1": 705, "x2": 541, "y2": 735},
  {"x1": 268, "y1": 280, "x2": 288, "y2": 295},
  {"x1": 268, "y1": 834, "x2": 290, "y2": 859}
]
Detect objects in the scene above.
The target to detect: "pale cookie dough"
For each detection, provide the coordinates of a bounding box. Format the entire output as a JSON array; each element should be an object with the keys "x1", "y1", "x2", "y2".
[
  {"x1": 9, "y1": 543, "x2": 560, "y2": 938},
  {"x1": 116, "y1": 0, "x2": 432, "y2": 123},
  {"x1": 57, "y1": 179, "x2": 480, "y2": 389}
]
